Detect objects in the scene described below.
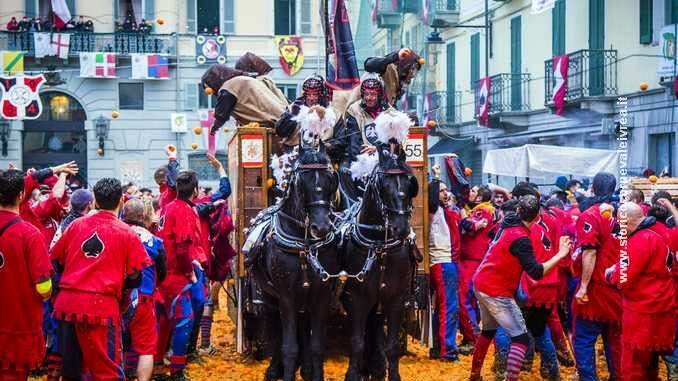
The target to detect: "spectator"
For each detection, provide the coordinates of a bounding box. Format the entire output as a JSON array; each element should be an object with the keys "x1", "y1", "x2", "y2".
[
  {"x1": 18, "y1": 16, "x2": 30, "y2": 31},
  {"x1": 32, "y1": 17, "x2": 42, "y2": 32},
  {"x1": 6, "y1": 17, "x2": 18, "y2": 31}
]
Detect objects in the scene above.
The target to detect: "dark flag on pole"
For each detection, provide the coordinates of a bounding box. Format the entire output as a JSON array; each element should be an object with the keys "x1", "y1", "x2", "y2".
[{"x1": 325, "y1": 0, "x2": 360, "y2": 90}]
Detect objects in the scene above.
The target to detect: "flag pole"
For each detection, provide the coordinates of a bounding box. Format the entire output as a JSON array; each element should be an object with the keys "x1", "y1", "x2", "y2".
[{"x1": 324, "y1": 0, "x2": 330, "y2": 81}]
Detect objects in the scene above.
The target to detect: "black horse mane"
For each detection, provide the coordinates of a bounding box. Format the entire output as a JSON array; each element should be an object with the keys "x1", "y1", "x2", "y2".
[
  {"x1": 377, "y1": 145, "x2": 413, "y2": 174},
  {"x1": 297, "y1": 147, "x2": 330, "y2": 166}
]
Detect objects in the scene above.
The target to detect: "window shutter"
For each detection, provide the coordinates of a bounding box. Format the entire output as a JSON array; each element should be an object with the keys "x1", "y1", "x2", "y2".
[
  {"x1": 144, "y1": 0, "x2": 155, "y2": 21},
  {"x1": 301, "y1": 0, "x2": 311, "y2": 34},
  {"x1": 184, "y1": 83, "x2": 199, "y2": 111},
  {"x1": 446, "y1": 43, "x2": 455, "y2": 122},
  {"x1": 511, "y1": 16, "x2": 521, "y2": 74},
  {"x1": 187, "y1": 0, "x2": 196, "y2": 33},
  {"x1": 224, "y1": 0, "x2": 235, "y2": 34},
  {"x1": 672, "y1": 0, "x2": 678, "y2": 24},
  {"x1": 25, "y1": 0, "x2": 36, "y2": 17},
  {"x1": 470, "y1": 33, "x2": 480, "y2": 88},
  {"x1": 66, "y1": 0, "x2": 76, "y2": 15},
  {"x1": 552, "y1": 0, "x2": 565, "y2": 55},
  {"x1": 640, "y1": 0, "x2": 652, "y2": 44}
]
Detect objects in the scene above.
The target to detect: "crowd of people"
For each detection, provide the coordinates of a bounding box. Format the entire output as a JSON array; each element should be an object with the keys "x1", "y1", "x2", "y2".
[
  {"x1": 5, "y1": 15, "x2": 94, "y2": 33},
  {"x1": 428, "y1": 163, "x2": 678, "y2": 381},
  {"x1": 0, "y1": 147, "x2": 235, "y2": 381}
]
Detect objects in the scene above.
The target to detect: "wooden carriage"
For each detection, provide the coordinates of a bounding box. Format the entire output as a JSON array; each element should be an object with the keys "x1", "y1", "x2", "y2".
[
  {"x1": 628, "y1": 177, "x2": 678, "y2": 200},
  {"x1": 226, "y1": 125, "x2": 431, "y2": 353}
]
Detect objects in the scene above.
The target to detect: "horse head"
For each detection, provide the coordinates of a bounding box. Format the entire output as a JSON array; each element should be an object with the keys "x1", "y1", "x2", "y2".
[
  {"x1": 292, "y1": 141, "x2": 338, "y2": 239},
  {"x1": 373, "y1": 143, "x2": 419, "y2": 240}
]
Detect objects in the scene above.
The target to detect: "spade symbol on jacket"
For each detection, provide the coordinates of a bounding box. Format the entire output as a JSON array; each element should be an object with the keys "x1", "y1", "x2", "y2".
[
  {"x1": 82, "y1": 232, "x2": 105, "y2": 258},
  {"x1": 541, "y1": 231, "x2": 551, "y2": 251}
]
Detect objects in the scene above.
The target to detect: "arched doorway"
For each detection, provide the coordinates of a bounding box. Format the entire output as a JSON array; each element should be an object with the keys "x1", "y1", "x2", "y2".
[{"x1": 23, "y1": 92, "x2": 88, "y2": 186}]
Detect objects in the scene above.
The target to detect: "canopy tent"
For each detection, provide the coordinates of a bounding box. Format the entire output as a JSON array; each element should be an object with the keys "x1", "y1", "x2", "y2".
[{"x1": 482, "y1": 144, "x2": 620, "y2": 179}]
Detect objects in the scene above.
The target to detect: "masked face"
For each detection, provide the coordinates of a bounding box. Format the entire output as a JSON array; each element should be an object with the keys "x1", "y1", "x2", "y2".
[{"x1": 363, "y1": 89, "x2": 379, "y2": 108}]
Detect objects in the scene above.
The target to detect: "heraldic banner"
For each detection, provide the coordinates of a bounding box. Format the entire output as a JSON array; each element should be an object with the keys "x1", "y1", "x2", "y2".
[
  {"x1": 274, "y1": 36, "x2": 304, "y2": 76},
  {"x1": 0, "y1": 75, "x2": 45, "y2": 120}
]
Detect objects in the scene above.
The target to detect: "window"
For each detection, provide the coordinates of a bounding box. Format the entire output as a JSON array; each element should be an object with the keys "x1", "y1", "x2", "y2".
[
  {"x1": 667, "y1": 0, "x2": 678, "y2": 24},
  {"x1": 510, "y1": 16, "x2": 522, "y2": 111},
  {"x1": 640, "y1": 0, "x2": 653, "y2": 44},
  {"x1": 552, "y1": 0, "x2": 566, "y2": 55},
  {"x1": 277, "y1": 85, "x2": 298, "y2": 103},
  {"x1": 446, "y1": 43, "x2": 455, "y2": 123},
  {"x1": 223, "y1": 0, "x2": 235, "y2": 34},
  {"x1": 649, "y1": 133, "x2": 674, "y2": 175},
  {"x1": 199, "y1": 85, "x2": 217, "y2": 108},
  {"x1": 470, "y1": 33, "x2": 480, "y2": 88},
  {"x1": 589, "y1": 0, "x2": 605, "y2": 96},
  {"x1": 188, "y1": 153, "x2": 228, "y2": 180},
  {"x1": 119, "y1": 83, "x2": 144, "y2": 110},
  {"x1": 116, "y1": 0, "x2": 143, "y2": 24},
  {"x1": 198, "y1": 0, "x2": 220, "y2": 34},
  {"x1": 300, "y1": 0, "x2": 311, "y2": 34},
  {"x1": 275, "y1": 0, "x2": 296, "y2": 35}
]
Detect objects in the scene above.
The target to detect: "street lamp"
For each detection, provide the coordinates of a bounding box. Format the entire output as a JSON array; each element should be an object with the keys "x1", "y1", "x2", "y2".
[
  {"x1": 0, "y1": 121, "x2": 9, "y2": 157},
  {"x1": 94, "y1": 115, "x2": 110, "y2": 156}
]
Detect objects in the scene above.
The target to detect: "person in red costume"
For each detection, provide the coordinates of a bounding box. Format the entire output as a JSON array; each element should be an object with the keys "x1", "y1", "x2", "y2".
[
  {"x1": 458, "y1": 185, "x2": 496, "y2": 352},
  {"x1": 155, "y1": 146, "x2": 179, "y2": 214},
  {"x1": 572, "y1": 172, "x2": 622, "y2": 381},
  {"x1": 20, "y1": 161, "x2": 78, "y2": 246},
  {"x1": 647, "y1": 193, "x2": 678, "y2": 379},
  {"x1": 469, "y1": 195, "x2": 571, "y2": 381},
  {"x1": 50, "y1": 177, "x2": 151, "y2": 381},
  {"x1": 156, "y1": 168, "x2": 206, "y2": 381},
  {"x1": 605, "y1": 202, "x2": 676, "y2": 381},
  {"x1": 0, "y1": 169, "x2": 53, "y2": 381}
]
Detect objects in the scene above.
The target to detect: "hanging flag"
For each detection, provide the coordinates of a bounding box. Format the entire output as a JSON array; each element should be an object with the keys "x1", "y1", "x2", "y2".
[
  {"x1": 80, "y1": 52, "x2": 117, "y2": 78},
  {"x1": 274, "y1": 36, "x2": 304, "y2": 76},
  {"x1": 199, "y1": 109, "x2": 219, "y2": 155},
  {"x1": 551, "y1": 54, "x2": 569, "y2": 115},
  {"x1": 477, "y1": 76, "x2": 491, "y2": 127},
  {"x1": 131, "y1": 54, "x2": 170, "y2": 79},
  {"x1": 421, "y1": 0, "x2": 430, "y2": 24},
  {"x1": 51, "y1": 0, "x2": 72, "y2": 30},
  {"x1": 422, "y1": 93, "x2": 432, "y2": 125},
  {"x1": 51, "y1": 33, "x2": 70, "y2": 59},
  {"x1": 34, "y1": 33, "x2": 53, "y2": 58},
  {"x1": 674, "y1": 73, "x2": 678, "y2": 99},
  {"x1": 326, "y1": 0, "x2": 360, "y2": 90},
  {"x1": 1, "y1": 52, "x2": 24, "y2": 75},
  {"x1": 0, "y1": 75, "x2": 45, "y2": 120},
  {"x1": 371, "y1": 0, "x2": 378, "y2": 23},
  {"x1": 531, "y1": 0, "x2": 556, "y2": 14}
]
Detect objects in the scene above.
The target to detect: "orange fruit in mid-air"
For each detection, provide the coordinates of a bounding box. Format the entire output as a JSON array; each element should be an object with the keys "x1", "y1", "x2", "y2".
[
  {"x1": 111, "y1": 111, "x2": 119, "y2": 119},
  {"x1": 191, "y1": 143, "x2": 198, "y2": 150},
  {"x1": 464, "y1": 167, "x2": 473, "y2": 177},
  {"x1": 649, "y1": 175, "x2": 658, "y2": 183},
  {"x1": 601, "y1": 209, "x2": 612, "y2": 219},
  {"x1": 418, "y1": 58, "x2": 426, "y2": 66},
  {"x1": 266, "y1": 179, "x2": 275, "y2": 189},
  {"x1": 426, "y1": 120, "x2": 437, "y2": 129},
  {"x1": 204, "y1": 87, "x2": 214, "y2": 96},
  {"x1": 194, "y1": 127, "x2": 203, "y2": 135},
  {"x1": 156, "y1": 17, "x2": 165, "y2": 25},
  {"x1": 223, "y1": 127, "x2": 229, "y2": 132},
  {"x1": 96, "y1": 148, "x2": 104, "y2": 156},
  {"x1": 398, "y1": 48, "x2": 412, "y2": 59},
  {"x1": 639, "y1": 82, "x2": 648, "y2": 91},
  {"x1": 167, "y1": 144, "x2": 176, "y2": 152}
]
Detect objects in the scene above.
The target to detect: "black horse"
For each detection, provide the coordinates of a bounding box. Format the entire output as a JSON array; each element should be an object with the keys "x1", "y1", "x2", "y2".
[
  {"x1": 251, "y1": 143, "x2": 340, "y2": 381},
  {"x1": 341, "y1": 144, "x2": 419, "y2": 381}
]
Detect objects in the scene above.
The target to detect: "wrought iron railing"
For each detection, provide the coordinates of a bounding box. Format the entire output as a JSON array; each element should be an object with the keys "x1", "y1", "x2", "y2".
[
  {"x1": 474, "y1": 73, "x2": 531, "y2": 117},
  {"x1": 0, "y1": 31, "x2": 176, "y2": 56},
  {"x1": 378, "y1": 0, "x2": 400, "y2": 12},
  {"x1": 429, "y1": 90, "x2": 462, "y2": 125},
  {"x1": 432, "y1": 0, "x2": 459, "y2": 13},
  {"x1": 544, "y1": 49, "x2": 618, "y2": 105}
]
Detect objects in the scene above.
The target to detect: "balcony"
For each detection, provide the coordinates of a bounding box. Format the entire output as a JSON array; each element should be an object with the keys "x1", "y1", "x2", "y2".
[
  {"x1": 376, "y1": 0, "x2": 401, "y2": 29},
  {"x1": 474, "y1": 73, "x2": 531, "y2": 121},
  {"x1": 429, "y1": 91, "x2": 462, "y2": 125},
  {"x1": 544, "y1": 49, "x2": 618, "y2": 113},
  {"x1": 428, "y1": 0, "x2": 460, "y2": 28},
  {"x1": 1, "y1": 31, "x2": 176, "y2": 57}
]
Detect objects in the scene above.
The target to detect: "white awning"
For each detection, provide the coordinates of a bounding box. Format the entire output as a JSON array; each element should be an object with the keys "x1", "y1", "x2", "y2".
[{"x1": 482, "y1": 144, "x2": 620, "y2": 179}]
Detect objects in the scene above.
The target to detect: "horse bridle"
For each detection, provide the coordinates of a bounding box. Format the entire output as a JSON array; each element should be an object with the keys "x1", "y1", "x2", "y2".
[{"x1": 358, "y1": 167, "x2": 414, "y2": 236}]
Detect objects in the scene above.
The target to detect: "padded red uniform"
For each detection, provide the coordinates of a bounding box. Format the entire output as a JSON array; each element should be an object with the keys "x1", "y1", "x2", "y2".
[
  {"x1": 50, "y1": 211, "x2": 150, "y2": 380},
  {"x1": 0, "y1": 211, "x2": 52, "y2": 375},
  {"x1": 608, "y1": 222, "x2": 676, "y2": 381},
  {"x1": 573, "y1": 204, "x2": 622, "y2": 323},
  {"x1": 522, "y1": 211, "x2": 560, "y2": 308}
]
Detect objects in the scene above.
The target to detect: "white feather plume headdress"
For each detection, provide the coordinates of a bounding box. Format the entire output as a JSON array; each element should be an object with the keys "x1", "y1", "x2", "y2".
[
  {"x1": 374, "y1": 109, "x2": 414, "y2": 145},
  {"x1": 293, "y1": 105, "x2": 337, "y2": 145},
  {"x1": 269, "y1": 148, "x2": 298, "y2": 191},
  {"x1": 349, "y1": 152, "x2": 379, "y2": 181}
]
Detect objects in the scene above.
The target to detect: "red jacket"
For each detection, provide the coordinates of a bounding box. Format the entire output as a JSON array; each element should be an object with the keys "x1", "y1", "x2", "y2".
[
  {"x1": 20, "y1": 172, "x2": 67, "y2": 246},
  {"x1": 0, "y1": 211, "x2": 52, "y2": 371},
  {"x1": 473, "y1": 215, "x2": 533, "y2": 298},
  {"x1": 461, "y1": 203, "x2": 496, "y2": 262},
  {"x1": 574, "y1": 203, "x2": 622, "y2": 323},
  {"x1": 50, "y1": 211, "x2": 151, "y2": 324},
  {"x1": 648, "y1": 220, "x2": 678, "y2": 306},
  {"x1": 608, "y1": 220, "x2": 675, "y2": 351},
  {"x1": 522, "y1": 210, "x2": 560, "y2": 307}
]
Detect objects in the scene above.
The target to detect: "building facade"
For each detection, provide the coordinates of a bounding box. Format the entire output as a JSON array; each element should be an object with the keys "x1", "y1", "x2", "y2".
[
  {"x1": 0, "y1": 0, "x2": 373, "y2": 188},
  {"x1": 372, "y1": 0, "x2": 677, "y2": 187}
]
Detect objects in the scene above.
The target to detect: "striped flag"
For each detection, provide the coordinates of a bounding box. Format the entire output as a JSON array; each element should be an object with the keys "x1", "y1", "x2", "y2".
[
  {"x1": 199, "y1": 109, "x2": 219, "y2": 155},
  {"x1": 326, "y1": 0, "x2": 360, "y2": 90},
  {"x1": 131, "y1": 54, "x2": 170, "y2": 80},
  {"x1": 551, "y1": 54, "x2": 569, "y2": 115},
  {"x1": 80, "y1": 53, "x2": 116, "y2": 78},
  {"x1": 477, "y1": 77, "x2": 490, "y2": 126},
  {"x1": 1, "y1": 51, "x2": 24, "y2": 75}
]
